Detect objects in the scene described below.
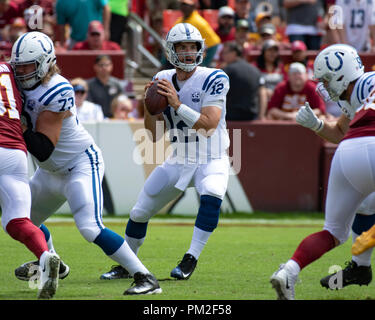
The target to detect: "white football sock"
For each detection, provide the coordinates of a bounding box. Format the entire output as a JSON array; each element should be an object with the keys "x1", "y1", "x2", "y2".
[
  {"x1": 46, "y1": 234, "x2": 56, "y2": 254},
  {"x1": 187, "y1": 227, "x2": 212, "y2": 260},
  {"x1": 125, "y1": 235, "x2": 145, "y2": 255},
  {"x1": 109, "y1": 241, "x2": 149, "y2": 276},
  {"x1": 285, "y1": 259, "x2": 301, "y2": 276},
  {"x1": 352, "y1": 231, "x2": 373, "y2": 267}
]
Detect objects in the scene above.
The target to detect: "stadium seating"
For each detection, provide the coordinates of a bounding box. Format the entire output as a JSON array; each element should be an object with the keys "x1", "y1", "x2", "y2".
[{"x1": 56, "y1": 50, "x2": 125, "y2": 80}]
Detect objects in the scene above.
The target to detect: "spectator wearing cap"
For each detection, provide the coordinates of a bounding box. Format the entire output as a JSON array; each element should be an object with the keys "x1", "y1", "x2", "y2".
[
  {"x1": 56, "y1": 0, "x2": 111, "y2": 49},
  {"x1": 249, "y1": 22, "x2": 278, "y2": 50},
  {"x1": 72, "y1": 77, "x2": 105, "y2": 122},
  {"x1": 266, "y1": 62, "x2": 325, "y2": 120},
  {"x1": 235, "y1": 18, "x2": 254, "y2": 57},
  {"x1": 284, "y1": 40, "x2": 314, "y2": 79},
  {"x1": 215, "y1": 6, "x2": 236, "y2": 43},
  {"x1": 222, "y1": 41, "x2": 267, "y2": 120},
  {"x1": 175, "y1": 0, "x2": 221, "y2": 67},
  {"x1": 72, "y1": 20, "x2": 122, "y2": 51},
  {"x1": 254, "y1": 39, "x2": 285, "y2": 105},
  {"x1": 234, "y1": 0, "x2": 256, "y2": 32},
  {"x1": 87, "y1": 55, "x2": 125, "y2": 118}
]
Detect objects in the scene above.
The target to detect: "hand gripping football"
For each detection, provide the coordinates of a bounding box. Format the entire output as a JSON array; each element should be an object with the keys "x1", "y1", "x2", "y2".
[{"x1": 144, "y1": 81, "x2": 168, "y2": 115}]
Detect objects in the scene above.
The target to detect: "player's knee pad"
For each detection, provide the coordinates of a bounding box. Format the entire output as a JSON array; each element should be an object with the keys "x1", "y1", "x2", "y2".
[
  {"x1": 125, "y1": 218, "x2": 148, "y2": 239},
  {"x1": 195, "y1": 195, "x2": 222, "y2": 232},
  {"x1": 352, "y1": 213, "x2": 375, "y2": 235},
  {"x1": 93, "y1": 228, "x2": 124, "y2": 256}
]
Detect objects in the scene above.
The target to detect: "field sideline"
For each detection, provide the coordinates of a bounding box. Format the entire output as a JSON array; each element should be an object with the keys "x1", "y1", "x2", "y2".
[{"x1": 0, "y1": 213, "x2": 374, "y2": 302}]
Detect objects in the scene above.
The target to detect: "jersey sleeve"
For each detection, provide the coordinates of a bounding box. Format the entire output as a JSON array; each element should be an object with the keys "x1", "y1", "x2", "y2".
[
  {"x1": 38, "y1": 81, "x2": 75, "y2": 113},
  {"x1": 201, "y1": 70, "x2": 230, "y2": 109}
]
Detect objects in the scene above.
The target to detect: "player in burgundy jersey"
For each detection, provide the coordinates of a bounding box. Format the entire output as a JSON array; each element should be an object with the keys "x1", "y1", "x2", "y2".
[
  {"x1": 270, "y1": 44, "x2": 375, "y2": 299},
  {"x1": 0, "y1": 62, "x2": 60, "y2": 299}
]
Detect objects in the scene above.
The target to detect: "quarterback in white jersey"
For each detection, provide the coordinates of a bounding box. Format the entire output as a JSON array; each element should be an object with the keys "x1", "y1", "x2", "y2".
[
  {"x1": 101, "y1": 23, "x2": 230, "y2": 281},
  {"x1": 332, "y1": 0, "x2": 375, "y2": 51},
  {"x1": 271, "y1": 44, "x2": 375, "y2": 299},
  {"x1": 11, "y1": 32, "x2": 161, "y2": 295}
]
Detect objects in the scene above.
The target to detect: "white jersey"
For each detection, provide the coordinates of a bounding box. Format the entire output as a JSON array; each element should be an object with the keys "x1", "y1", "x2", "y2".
[
  {"x1": 335, "y1": 0, "x2": 375, "y2": 51},
  {"x1": 154, "y1": 66, "x2": 230, "y2": 163},
  {"x1": 23, "y1": 74, "x2": 94, "y2": 172}
]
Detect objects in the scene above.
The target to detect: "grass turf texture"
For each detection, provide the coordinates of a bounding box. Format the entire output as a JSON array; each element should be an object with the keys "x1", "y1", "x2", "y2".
[{"x1": 0, "y1": 213, "x2": 374, "y2": 300}]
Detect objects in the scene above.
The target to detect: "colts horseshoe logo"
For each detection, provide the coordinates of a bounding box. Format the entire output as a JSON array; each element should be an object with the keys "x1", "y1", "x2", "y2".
[
  {"x1": 325, "y1": 52, "x2": 344, "y2": 72},
  {"x1": 38, "y1": 37, "x2": 53, "y2": 54}
]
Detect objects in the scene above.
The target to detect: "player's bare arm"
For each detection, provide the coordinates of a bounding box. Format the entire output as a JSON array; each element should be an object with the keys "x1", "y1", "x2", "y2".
[
  {"x1": 316, "y1": 114, "x2": 350, "y2": 144},
  {"x1": 35, "y1": 110, "x2": 68, "y2": 146}
]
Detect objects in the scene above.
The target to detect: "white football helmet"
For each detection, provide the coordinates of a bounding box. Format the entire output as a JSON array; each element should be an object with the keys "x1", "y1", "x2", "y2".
[
  {"x1": 10, "y1": 31, "x2": 56, "y2": 89},
  {"x1": 165, "y1": 23, "x2": 205, "y2": 72},
  {"x1": 314, "y1": 44, "x2": 364, "y2": 101}
]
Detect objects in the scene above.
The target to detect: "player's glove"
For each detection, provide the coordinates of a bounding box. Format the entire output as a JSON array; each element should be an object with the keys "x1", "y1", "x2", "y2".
[{"x1": 296, "y1": 102, "x2": 324, "y2": 132}]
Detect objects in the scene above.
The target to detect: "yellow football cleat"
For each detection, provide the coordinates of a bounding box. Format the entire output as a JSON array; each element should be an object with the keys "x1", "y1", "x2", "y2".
[{"x1": 352, "y1": 225, "x2": 375, "y2": 256}]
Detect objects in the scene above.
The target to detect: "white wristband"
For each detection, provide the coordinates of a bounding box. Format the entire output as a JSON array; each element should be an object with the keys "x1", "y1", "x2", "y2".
[{"x1": 176, "y1": 104, "x2": 201, "y2": 128}]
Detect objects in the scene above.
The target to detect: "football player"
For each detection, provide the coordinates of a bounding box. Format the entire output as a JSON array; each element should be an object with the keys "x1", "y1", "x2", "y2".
[
  {"x1": 11, "y1": 32, "x2": 161, "y2": 295},
  {"x1": 271, "y1": 44, "x2": 375, "y2": 299},
  {"x1": 101, "y1": 23, "x2": 230, "y2": 280},
  {"x1": 0, "y1": 61, "x2": 59, "y2": 299}
]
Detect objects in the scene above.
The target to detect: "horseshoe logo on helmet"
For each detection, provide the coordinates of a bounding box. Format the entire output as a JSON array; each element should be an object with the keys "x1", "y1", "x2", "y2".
[
  {"x1": 325, "y1": 52, "x2": 344, "y2": 72},
  {"x1": 38, "y1": 37, "x2": 53, "y2": 54}
]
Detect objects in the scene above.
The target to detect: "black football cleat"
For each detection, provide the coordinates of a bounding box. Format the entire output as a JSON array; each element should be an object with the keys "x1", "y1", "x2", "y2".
[
  {"x1": 170, "y1": 253, "x2": 198, "y2": 280},
  {"x1": 124, "y1": 273, "x2": 162, "y2": 295},
  {"x1": 100, "y1": 265, "x2": 132, "y2": 280},
  {"x1": 320, "y1": 260, "x2": 372, "y2": 289}
]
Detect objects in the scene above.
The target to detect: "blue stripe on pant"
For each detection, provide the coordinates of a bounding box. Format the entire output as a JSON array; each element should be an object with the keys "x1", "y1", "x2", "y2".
[{"x1": 85, "y1": 146, "x2": 124, "y2": 255}]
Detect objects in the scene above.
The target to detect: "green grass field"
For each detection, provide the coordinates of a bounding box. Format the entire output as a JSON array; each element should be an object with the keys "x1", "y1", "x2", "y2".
[{"x1": 0, "y1": 213, "x2": 374, "y2": 301}]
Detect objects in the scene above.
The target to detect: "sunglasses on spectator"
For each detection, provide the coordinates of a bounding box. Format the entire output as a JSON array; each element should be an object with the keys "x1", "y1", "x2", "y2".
[
  {"x1": 75, "y1": 90, "x2": 86, "y2": 95},
  {"x1": 90, "y1": 32, "x2": 101, "y2": 36}
]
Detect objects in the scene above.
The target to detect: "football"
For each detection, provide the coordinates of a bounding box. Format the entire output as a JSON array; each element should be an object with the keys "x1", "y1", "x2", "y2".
[{"x1": 144, "y1": 81, "x2": 169, "y2": 115}]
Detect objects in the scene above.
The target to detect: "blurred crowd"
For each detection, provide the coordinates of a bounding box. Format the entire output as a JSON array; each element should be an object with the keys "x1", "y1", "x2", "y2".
[{"x1": 1, "y1": 0, "x2": 374, "y2": 123}]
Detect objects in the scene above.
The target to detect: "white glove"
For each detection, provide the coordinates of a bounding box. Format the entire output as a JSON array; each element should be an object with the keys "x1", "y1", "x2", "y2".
[{"x1": 296, "y1": 102, "x2": 324, "y2": 132}]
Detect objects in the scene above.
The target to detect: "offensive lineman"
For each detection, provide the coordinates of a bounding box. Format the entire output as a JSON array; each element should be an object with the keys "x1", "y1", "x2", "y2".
[
  {"x1": 101, "y1": 23, "x2": 231, "y2": 280},
  {"x1": 270, "y1": 44, "x2": 375, "y2": 299},
  {"x1": 11, "y1": 31, "x2": 161, "y2": 295}
]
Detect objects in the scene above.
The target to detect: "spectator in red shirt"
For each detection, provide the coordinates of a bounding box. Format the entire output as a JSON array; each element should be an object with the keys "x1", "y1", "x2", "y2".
[
  {"x1": 72, "y1": 20, "x2": 122, "y2": 51},
  {"x1": 266, "y1": 62, "x2": 325, "y2": 120},
  {"x1": 215, "y1": 6, "x2": 236, "y2": 43},
  {"x1": 0, "y1": 0, "x2": 23, "y2": 30}
]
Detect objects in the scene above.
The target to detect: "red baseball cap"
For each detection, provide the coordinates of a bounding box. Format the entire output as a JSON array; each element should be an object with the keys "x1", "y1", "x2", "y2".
[
  {"x1": 291, "y1": 40, "x2": 307, "y2": 52},
  {"x1": 88, "y1": 20, "x2": 104, "y2": 34}
]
